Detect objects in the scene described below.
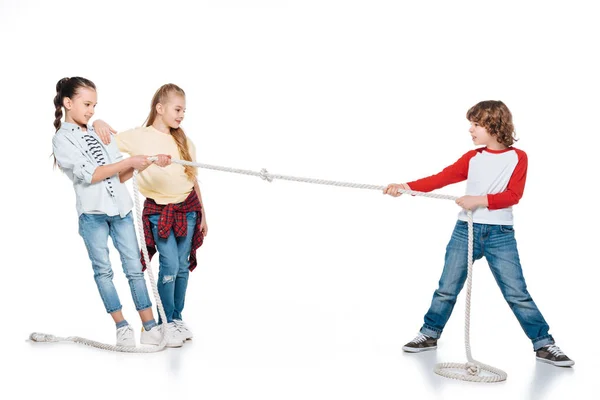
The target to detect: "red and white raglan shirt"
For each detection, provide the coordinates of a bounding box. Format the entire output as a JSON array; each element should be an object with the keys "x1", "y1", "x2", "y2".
[{"x1": 407, "y1": 147, "x2": 527, "y2": 225}]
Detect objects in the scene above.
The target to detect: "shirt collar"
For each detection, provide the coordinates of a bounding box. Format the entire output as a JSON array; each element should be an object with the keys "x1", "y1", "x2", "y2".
[
  {"x1": 60, "y1": 121, "x2": 94, "y2": 133},
  {"x1": 482, "y1": 146, "x2": 513, "y2": 154}
]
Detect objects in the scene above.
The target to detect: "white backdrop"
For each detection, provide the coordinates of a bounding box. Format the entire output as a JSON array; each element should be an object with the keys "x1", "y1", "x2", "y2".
[{"x1": 2, "y1": 1, "x2": 599, "y2": 399}]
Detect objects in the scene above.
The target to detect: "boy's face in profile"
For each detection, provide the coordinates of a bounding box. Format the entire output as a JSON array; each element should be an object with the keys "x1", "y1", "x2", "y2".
[{"x1": 469, "y1": 120, "x2": 494, "y2": 147}]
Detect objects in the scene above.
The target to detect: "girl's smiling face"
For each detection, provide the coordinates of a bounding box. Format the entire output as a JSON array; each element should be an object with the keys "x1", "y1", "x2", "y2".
[{"x1": 64, "y1": 87, "x2": 97, "y2": 127}]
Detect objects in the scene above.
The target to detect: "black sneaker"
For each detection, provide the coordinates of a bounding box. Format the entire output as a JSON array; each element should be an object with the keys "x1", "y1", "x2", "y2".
[
  {"x1": 536, "y1": 344, "x2": 575, "y2": 367},
  {"x1": 402, "y1": 333, "x2": 437, "y2": 353}
]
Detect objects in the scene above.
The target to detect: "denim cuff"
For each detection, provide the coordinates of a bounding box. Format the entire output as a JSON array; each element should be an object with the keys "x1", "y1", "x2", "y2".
[
  {"x1": 420, "y1": 325, "x2": 442, "y2": 339},
  {"x1": 105, "y1": 305, "x2": 123, "y2": 314},
  {"x1": 532, "y1": 335, "x2": 554, "y2": 351}
]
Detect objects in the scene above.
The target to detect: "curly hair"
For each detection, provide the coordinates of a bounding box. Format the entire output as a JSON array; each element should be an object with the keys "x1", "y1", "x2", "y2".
[{"x1": 466, "y1": 100, "x2": 517, "y2": 147}]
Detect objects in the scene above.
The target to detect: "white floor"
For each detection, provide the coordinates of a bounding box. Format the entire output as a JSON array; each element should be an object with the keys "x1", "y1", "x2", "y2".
[
  {"x1": 12, "y1": 294, "x2": 593, "y2": 400},
  {"x1": 13, "y1": 336, "x2": 588, "y2": 400},
  {"x1": 9, "y1": 192, "x2": 597, "y2": 400}
]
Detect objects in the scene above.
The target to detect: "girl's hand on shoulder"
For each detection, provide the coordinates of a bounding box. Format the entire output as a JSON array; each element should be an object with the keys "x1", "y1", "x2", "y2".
[
  {"x1": 152, "y1": 154, "x2": 172, "y2": 168},
  {"x1": 383, "y1": 183, "x2": 409, "y2": 197},
  {"x1": 93, "y1": 120, "x2": 117, "y2": 145}
]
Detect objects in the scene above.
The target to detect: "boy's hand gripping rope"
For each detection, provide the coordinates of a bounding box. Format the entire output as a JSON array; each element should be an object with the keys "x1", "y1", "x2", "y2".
[
  {"x1": 30, "y1": 157, "x2": 508, "y2": 382},
  {"x1": 29, "y1": 171, "x2": 169, "y2": 353}
]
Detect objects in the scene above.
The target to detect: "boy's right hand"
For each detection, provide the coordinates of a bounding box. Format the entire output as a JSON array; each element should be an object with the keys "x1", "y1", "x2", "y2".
[
  {"x1": 93, "y1": 119, "x2": 117, "y2": 145},
  {"x1": 128, "y1": 155, "x2": 151, "y2": 172},
  {"x1": 383, "y1": 183, "x2": 410, "y2": 197}
]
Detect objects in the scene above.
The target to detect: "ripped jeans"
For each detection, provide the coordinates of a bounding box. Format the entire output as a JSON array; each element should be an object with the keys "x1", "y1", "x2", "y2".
[{"x1": 148, "y1": 212, "x2": 197, "y2": 323}]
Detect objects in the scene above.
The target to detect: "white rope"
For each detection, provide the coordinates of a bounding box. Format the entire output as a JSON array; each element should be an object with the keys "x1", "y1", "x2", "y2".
[
  {"x1": 30, "y1": 156, "x2": 509, "y2": 381},
  {"x1": 29, "y1": 171, "x2": 168, "y2": 353},
  {"x1": 433, "y1": 211, "x2": 508, "y2": 382},
  {"x1": 172, "y1": 158, "x2": 508, "y2": 382},
  {"x1": 173, "y1": 159, "x2": 459, "y2": 201}
]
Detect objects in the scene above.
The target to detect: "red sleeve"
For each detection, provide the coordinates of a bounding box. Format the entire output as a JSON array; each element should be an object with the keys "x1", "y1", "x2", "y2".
[
  {"x1": 407, "y1": 150, "x2": 479, "y2": 192},
  {"x1": 487, "y1": 149, "x2": 527, "y2": 210}
]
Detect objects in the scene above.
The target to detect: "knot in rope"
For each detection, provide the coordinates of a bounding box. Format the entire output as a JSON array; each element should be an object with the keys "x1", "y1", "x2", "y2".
[
  {"x1": 466, "y1": 362, "x2": 480, "y2": 376},
  {"x1": 259, "y1": 168, "x2": 273, "y2": 182}
]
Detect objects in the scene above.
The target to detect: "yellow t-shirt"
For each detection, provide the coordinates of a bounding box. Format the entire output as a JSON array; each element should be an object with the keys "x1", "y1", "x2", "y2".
[{"x1": 116, "y1": 126, "x2": 196, "y2": 204}]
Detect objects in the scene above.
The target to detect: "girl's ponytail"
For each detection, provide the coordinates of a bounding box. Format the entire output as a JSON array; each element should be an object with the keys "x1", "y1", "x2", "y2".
[{"x1": 53, "y1": 77, "x2": 70, "y2": 131}]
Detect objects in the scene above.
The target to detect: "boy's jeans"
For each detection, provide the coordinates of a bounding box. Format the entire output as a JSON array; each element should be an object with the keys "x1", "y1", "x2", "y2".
[
  {"x1": 148, "y1": 211, "x2": 197, "y2": 324},
  {"x1": 78, "y1": 212, "x2": 153, "y2": 314},
  {"x1": 420, "y1": 220, "x2": 554, "y2": 351}
]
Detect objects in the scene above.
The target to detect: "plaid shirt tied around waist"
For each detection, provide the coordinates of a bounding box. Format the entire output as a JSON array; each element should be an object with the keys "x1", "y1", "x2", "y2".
[{"x1": 141, "y1": 190, "x2": 204, "y2": 271}]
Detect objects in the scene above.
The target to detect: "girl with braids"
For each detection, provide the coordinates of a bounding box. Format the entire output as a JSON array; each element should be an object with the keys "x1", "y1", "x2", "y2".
[
  {"x1": 51, "y1": 77, "x2": 180, "y2": 348},
  {"x1": 94, "y1": 84, "x2": 208, "y2": 344},
  {"x1": 384, "y1": 100, "x2": 574, "y2": 367}
]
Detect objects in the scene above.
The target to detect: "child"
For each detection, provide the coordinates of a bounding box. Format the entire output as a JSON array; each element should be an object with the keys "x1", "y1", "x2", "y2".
[
  {"x1": 94, "y1": 83, "x2": 207, "y2": 344},
  {"x1": 384, "y1": 100, "x2": 574, "y2": 367},
  {"x1": 52, "y1": 77, "x2": 175, "y2": 347}
]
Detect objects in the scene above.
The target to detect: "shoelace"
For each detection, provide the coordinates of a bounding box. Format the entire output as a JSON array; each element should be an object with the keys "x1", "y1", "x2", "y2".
[
  {"x1": 544, "y1": 345, "x2": 565, "y2": 357},
  {"x1": 410, "y1": 333, "x2": 429, "y2": 344},
  {"x1": 117, "y1": 326, "x2": 133, "y2": 340},
  {"x1": 174, "y1": 320, "x2": 189, "y2": 331},
  {"x1": 166, "y1": 323, "x2": 183, "y2": 334}
]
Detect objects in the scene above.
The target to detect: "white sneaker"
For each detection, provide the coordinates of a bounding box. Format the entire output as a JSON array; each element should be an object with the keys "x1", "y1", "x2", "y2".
[
  {"x1": 116, "y1": 325, "x2": 135, "y2": 347},
  {"x1": 173, "y1": 319, "x2": 193, "y2": 340},
  {"x1": 162, "y1": 322, "x2": 185, "y2": 348},
  {"x1": 140, "y1": 325, "x2": 162, "y2": 346}
]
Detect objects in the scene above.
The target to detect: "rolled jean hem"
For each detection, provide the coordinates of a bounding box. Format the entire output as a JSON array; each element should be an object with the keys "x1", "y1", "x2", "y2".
[
  {"x1": 420, "y1": 325, "x2": 442, "y2": 339},
  {"x1": 532, "y1": 336, "x2": 554, "y2": 351}
]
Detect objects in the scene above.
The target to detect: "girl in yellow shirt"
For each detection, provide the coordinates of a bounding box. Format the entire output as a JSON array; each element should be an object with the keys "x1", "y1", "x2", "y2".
[{"x1": 95, "y1": 84, "x2": 208, "y2": 347}]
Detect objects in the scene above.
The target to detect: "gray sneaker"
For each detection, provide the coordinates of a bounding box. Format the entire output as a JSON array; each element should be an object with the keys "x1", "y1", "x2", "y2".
[
  {"x1": 402, "y1": 333, "x2": 437, "y2": 353},
  {"x1": 536, "y1": 344, "x2": 574, "y2": 367}
]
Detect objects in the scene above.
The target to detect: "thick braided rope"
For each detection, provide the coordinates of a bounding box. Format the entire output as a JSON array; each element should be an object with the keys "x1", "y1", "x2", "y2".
[
  {"x1": 174, "y1": 159, "x2": 458, "y2": 200},
  {"x1": 29, "y1": 172, "x2": 168, "y2": 353},
  {"x1": 433, "y1": 212, "x2": 508, "y2": 382},
  {"x1": 173, "y1": 158, "x2": 507, "y2": 382}
]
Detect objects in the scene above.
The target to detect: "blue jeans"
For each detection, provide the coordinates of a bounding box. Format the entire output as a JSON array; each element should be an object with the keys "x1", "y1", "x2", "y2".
[
  {"x1": 148, "y1": 211, "x2": 196, "y2": 323},
  {"x1": 78, "y1": 212, "x2": 153, "y2": 313},
  {"x1": 420, "y1": 220, "x2": 554, "y2": 351}
]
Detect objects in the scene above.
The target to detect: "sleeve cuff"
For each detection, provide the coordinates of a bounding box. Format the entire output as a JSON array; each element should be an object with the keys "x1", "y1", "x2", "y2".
[{"x1": 74, "y1": 162, "x2": 98, "y2": 184}]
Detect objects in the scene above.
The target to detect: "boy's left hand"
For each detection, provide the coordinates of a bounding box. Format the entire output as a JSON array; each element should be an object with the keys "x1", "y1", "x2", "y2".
[{"x1": 455, "y1": 195, "x2": 487, "y2": 210}]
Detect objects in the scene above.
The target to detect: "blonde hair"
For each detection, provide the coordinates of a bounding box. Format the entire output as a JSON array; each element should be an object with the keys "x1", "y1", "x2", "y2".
[{"x1": 144, "y1": 83, "x2": 197, "y2": 180}]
